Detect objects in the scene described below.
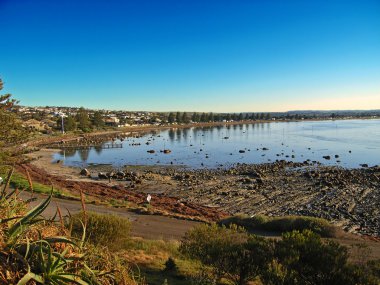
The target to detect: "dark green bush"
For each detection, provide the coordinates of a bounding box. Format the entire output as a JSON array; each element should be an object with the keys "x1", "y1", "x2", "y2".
[
  {"x1": 164, "y1": 257, "x2": 178, "y2": 272},
  {"x1": 180, "y1": 224, "x2": 273, "y2": 285},
  {"x1": 70, "y1": 211, "x2": 131, "y2": 248},
  {"x1": 181, "y1": 224, "x2": 379, "y2": 285}
]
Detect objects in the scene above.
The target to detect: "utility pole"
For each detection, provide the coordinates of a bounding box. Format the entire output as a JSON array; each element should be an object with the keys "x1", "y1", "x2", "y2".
[{"x1": 58, "y1": 112, "x2": 67, "y2": 134}]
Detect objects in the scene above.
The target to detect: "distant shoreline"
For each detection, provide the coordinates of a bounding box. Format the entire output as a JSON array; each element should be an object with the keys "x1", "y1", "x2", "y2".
[{"x1": 28, "y1": 116, "x2": 379, "y2": 147}]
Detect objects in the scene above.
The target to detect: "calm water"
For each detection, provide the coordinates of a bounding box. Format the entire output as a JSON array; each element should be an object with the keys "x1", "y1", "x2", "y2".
[{"x1": 54, "y1": 119, "x2": 380, "y2": 169}]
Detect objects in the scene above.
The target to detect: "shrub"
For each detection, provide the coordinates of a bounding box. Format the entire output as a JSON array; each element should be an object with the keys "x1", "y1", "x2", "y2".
[
  {"x1": 219, "y1": 215, "x2": 337, "y2": 237},
  {"x1": 180, "y1": 224, "x2": 273, "y2": 285},
  {"x1": 181, "y1": 224, "x2": 379, "y2": 285},
  {"x1": 164, "y1": 257, "x2": 178, "y2": 272},
  {"x1": 70, "y1": 211, "x2": 131, "y2": 248},
  {"x1": 268, "y1": 230, "x2": 348, "y2": 285}
]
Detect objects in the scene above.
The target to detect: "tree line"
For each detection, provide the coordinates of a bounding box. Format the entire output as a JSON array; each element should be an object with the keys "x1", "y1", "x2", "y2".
[
  {"x1": 166, "y1": 112, "x2": 272, "y2": 124},
  {"x1": 56, "y1": 108, "x2": 105, "y2": 132}
]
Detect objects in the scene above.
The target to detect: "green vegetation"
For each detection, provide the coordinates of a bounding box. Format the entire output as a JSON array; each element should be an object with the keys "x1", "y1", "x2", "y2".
[
  {"x1": 70, "y1": 211, "x2": 131, "y2": 247},
  {"x1": 180, "y1": 224, "x2": 271, "y2": 285},
  {"x1": 70, "y1": 212, "x2": 205, "y2": 285},
  {"x1": 166, "y1": 111, "x2": 273, "y2": 124},
  {"x1": 0, "y1": 168, "x2": 136, "y2": 284},
  {"x1": 4, "y1": 170, "x2": 77, "y2": 199},
  {"x1": 2, "y1": 167, "x2": 379, "y2": 284},
  {"x1": 0, "y1": 79, "x2": 29, "y2": 164},
  {"x1": 220, "y1": 214, "x2": 338, "y2": 237},
  {"x1": 180, "y1": 224, "x2": 380, "y2": 285}
]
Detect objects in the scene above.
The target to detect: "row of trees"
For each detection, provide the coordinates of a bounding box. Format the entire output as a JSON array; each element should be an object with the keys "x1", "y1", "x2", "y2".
[
  {"x1": 166, "y1": 112, "x2": 272, "y2": 124},
  {"x1": 180, "y1": 224, "x2": 380, "y2": 285},
  {"x1": 56, "y1": 108, "x2": 105, "y2": 132}
]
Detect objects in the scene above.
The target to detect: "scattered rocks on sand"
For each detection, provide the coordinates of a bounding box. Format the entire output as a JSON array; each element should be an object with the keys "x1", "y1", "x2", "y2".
[{"x1": 164, "y1": 162, "x2": 380, "y2": 236}]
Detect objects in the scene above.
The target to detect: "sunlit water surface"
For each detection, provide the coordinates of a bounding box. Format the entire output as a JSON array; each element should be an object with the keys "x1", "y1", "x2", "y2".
[{"x1": 54, "y1": 119, "x2": 380, "y2": 169}]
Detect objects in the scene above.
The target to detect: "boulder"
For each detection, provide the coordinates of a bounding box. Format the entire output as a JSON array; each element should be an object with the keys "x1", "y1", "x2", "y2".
[
  {"x1": 80, "y1": 168, "x2": 90, "y2": 177},
  {"x1": 98, "y1": 172, "x2": 108, "y2": 179}
]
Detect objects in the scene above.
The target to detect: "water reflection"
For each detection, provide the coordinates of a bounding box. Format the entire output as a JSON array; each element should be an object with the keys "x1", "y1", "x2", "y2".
[
  {"x1": 54, "y1": 120, "x2": 380, "y2": 169},
  {"x1": 94, "y1": 145, "x2": 103, "y2": 155},
  {"x1": 168, "y1": 129, "x2": 175, "y2": 142},
  {"x1": 78, "y1": 148, "x2": 90, "y2": 163},
  {"x1": 59, "y1": 149, "x2": 77, "y2": 158}
]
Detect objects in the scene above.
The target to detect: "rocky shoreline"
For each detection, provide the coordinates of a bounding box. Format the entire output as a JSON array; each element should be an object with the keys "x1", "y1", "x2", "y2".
[
  {"x1": 79, "y1": 160, "x2": 380, "y2": 237},
  {"x1": 165, "y1": 161, "x2": 379, "y2": 236},
  {"x1": 27, "y1": 149, "x2": 380, "y2": 237}
]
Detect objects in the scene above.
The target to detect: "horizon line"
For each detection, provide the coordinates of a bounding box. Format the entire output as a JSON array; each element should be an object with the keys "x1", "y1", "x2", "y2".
[{"x1": 18, "y1": 105, "x2": 380, "y2": 114}]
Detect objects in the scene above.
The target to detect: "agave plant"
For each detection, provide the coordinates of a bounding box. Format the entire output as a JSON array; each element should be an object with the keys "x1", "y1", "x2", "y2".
[
  {"x1": 0, "y1": 166, "x2": 115, "y2": 285},
  {"x1": 17, "y1": 238, "x2": 89, "y2": 285}
]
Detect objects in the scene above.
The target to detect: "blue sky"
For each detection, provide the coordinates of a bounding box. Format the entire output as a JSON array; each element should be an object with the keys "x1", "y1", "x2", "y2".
[{"x1": 1, "y1": 0, "x2": 379, "y2": 112}]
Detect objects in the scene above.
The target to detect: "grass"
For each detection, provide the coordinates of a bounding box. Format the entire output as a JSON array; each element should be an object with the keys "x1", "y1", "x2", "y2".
[
  {"x1": 4, "y1": 170, "x2": 79, "y2": 200},
  {"x1": 219, "y1": 214, "x2": 338, "y2": 237},
  {"x1": 69, "y1": 210, "x2": 204, "y2": 285}
]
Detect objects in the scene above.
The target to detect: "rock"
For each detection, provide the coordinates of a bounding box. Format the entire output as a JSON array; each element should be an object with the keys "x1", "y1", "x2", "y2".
[
  {"x1": 80, "y1": 168, "x2": 90, "y2": 177},
  {"x1": 360, "y1": 164, "x2": 368, "y2": 168},
  {"x1": 116, "y1": 171, "x2": 126, "y2": 179},
  {"x1": 98, "y1": 172, "x2": 108, "y2": 179},
  {"x1": 107, "y1": 172, "x2": 115, "y2": 179},
  {"x1": 323, "y1": 156, "x2": 331, "y2": 160}
]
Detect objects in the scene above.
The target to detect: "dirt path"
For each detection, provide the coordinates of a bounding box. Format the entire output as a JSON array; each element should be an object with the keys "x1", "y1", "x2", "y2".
[{"x1": 19, "y1": 191, "x2": 202, "y2": 240}]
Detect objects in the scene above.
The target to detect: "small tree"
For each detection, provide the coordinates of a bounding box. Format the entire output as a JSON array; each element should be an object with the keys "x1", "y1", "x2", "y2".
[
  {"x1": 56, "y1": 115, "x2": 77, "y2": 132},
  {"x1": 176, "y1": 111, "x2": 182, "y2": 123},
  {"x1": 167, "y1": 112, "x2": 175, "y2": 123},
  {"x1": 209, "y1": 112, "x2": 214, "y2": 122},
  {"x1": 182, "y1": 112, "x2": 190, "y2": 124},
  {"x1": 92, "y1": 111, "x2": 105, "y2": 128},
  {"x1": 192, "y1": 112, "x2": 200, "y2": 122},
  {"x1": 76, "y1": 107, "x2": 91, "y2": 131},
  {"x1": 200, "y1": 113, "x2": 207, "y2": 122}
]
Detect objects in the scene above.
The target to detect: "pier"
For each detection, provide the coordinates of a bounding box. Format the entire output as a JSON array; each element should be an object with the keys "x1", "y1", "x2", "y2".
[{"x1": 46, "y1": 143, "x2": 123, "y2": 150}]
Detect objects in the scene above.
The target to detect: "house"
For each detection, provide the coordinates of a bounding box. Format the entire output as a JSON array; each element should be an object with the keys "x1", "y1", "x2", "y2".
[{"x1": 105, "y1": 116, "x2": 120, "y2": 126}]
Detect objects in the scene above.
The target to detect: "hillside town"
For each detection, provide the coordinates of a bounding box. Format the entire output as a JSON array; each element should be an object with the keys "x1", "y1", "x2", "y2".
[{"x1": 15, "y1": 105, "x2": 380, "y2": 134}]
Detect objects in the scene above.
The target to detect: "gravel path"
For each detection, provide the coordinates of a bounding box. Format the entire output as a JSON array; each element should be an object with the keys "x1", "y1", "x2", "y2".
[{"x1": 18, "y1": 191, "x2": 202, "y2": 240}]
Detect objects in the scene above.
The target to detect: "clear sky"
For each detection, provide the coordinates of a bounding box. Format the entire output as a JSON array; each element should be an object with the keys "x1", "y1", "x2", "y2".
[{"x1": 1, "y1": 0, "x2": 379, "y2": 112}]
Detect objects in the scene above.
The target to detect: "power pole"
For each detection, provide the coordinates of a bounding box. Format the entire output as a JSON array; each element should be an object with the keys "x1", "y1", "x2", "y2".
[{"x1": 58, "y1": 112, "x2": 67, "y2": 134}]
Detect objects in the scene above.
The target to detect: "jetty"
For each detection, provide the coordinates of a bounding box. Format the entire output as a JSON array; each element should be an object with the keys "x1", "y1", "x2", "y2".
[{"x1": 45, "y1": 143, "x2": 123, "y2": 150}]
